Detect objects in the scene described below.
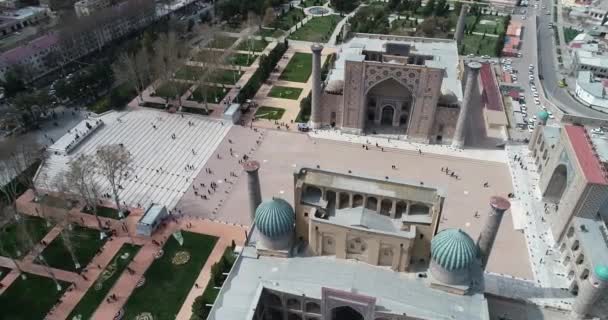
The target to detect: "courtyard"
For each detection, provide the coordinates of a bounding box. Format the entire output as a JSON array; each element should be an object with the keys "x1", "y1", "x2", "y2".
[
  {"x1": 176, "y1": 128, "x2": 532, "y2": 279},
  {"x1": 288, "y1": 15, "x2": 342, "y2": 42}
]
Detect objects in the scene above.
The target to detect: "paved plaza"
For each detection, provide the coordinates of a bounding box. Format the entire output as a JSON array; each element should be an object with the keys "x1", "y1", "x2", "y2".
[
  {"x1": 195, "y1": 128, "x2": 532, "y2": 279},
  {"x1": 36, "y1": 109, "x2": 231, "y2": 210}
]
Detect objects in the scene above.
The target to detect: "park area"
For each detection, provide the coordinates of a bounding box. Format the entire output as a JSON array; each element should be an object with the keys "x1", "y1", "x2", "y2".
[
  {"x1": 0, "y1": 273, "x2": 68, "y2": 319},
  {"x1": 288, "y1": 15, "x2": 342, "y2": 42},
  {"x1": 207, "y1": 35, "x2": 238, "y2": 49},
  {"x1": 121, "y1": 232, "x2": 217, "y2": 319},
  {"x1": 255, "y1": 106, "x2": 286, "y2": 120},
  {"x1": 236, "y1": 38, "x2": 269, "y2": 52},
  {"x1": 279, "y1": 52, "x2": 312, "y2": 83},
  {"x1": 268, "y1": 86, "x2": 303, "y2": 100}
]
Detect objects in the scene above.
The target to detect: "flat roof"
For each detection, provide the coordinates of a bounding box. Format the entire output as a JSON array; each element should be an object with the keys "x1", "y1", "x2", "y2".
[
  {"x1": 564, "y1": 125, "x2": 608, "y2": 185},
  {"x1": 328, "y1": 34, "x2": 463, "y2": 101},
  {"x1": 208, "y1": 246, "x2": 490, "y2": 320},
  {"x1": 541, "y1": 126, "x2": 561, "y2": 147},
  {"x1": 140, "y1": 203, "x2": 165, "y2": 225},
  {"x1": 297, "y1": 167, "x2": 444, "y2": 205},
  {"x1": 572, "y1": 216, "x2": 608, "y2": 267},
  {"x1": 319, "y1": 207, "x2": 417, "y2": 237},
  {"x1": 480, "y1": 63, "x2": 503, "y2": 112}
]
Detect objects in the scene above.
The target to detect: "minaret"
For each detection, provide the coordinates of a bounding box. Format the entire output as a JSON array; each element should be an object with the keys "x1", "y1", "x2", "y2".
[
  {"x1": 477, "y1": 196, "x2": 510, "y2": 270},
  {"x1": 571, "y1": 265, "x2": 608, "y2": 319},
  {"x1": 454, "y1": 4, "x2": 469, "y2": 45},
  {"x1": 452, "y1": 61, "x2": 482, "y2": 149},
  {"x1": 243, "y1": 160, "x2": 262, "y2": 223},
  {"x1": 310, "y1": 43, "x2": 324, "y2": 129}
]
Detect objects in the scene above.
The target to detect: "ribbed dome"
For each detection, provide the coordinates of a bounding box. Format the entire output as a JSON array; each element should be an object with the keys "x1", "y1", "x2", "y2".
[
  {"x1": 594, "y1": 265, "x2": 608, "y2": 281},
  {"x1": 254, "y1": 198, "x2": 295, "y2": 239},
  {"x1": 431, "y1": 229, "x2": 477, "y2": 271},
  {"x1": 537, "y1": 110, "x2": 549, "y2": 122}
]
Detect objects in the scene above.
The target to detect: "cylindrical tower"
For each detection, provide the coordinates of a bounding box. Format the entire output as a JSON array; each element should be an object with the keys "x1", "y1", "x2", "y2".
[
  {"x1": 452, "y1": 61, "x2": 482, "y2": 149},
  {"x1": 243, "y1": 160, "x2": 262, "y2": 223},
  {"x1": 477, "y1": 196, "x2": 511, "y2": 270},
  {"x1": 571, "y1": 265, "x2": 608, "y2": 319},
  {"x1": 454, "y1": 4, "x2": 469, "y2": 45},
  {"x1": 310, "y1": 43, "x2": 324, "y2": 129}
]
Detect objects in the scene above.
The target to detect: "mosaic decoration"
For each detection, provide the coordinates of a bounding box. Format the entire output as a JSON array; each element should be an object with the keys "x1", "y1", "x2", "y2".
[
  {"x1": 172, "y1": 251, "x2": 191, "y2": 265},
  {"x1": 135, "y1": 312, "x2": 153, "y2": 320}
]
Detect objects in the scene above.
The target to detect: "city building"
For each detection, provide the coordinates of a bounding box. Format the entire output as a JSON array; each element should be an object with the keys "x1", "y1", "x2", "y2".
[
  {"x1": 571, "y1": 49, "x2": 608, "y2": 79},
  {"x1": 73, "y1": 0, "x2": 111, "y2": 17},
  {"x1": 207, "y1": 165, "x2": 523, "y2": 320},
  {"x1": 566, "y1": 0, "x2": 608, "y2": 26},
  {"x1": 575, "y1": 70, "x2": 608, "y2": 109},
  {"x1": 0, "y1": 6, "x2": 49, "y2": 38},
  {"x1": 502, "y1": 21, "x2": 522, "y2": 57},
  {"x1": 318, "y1": 34, "x2": 466, "y2": 144},
  {"x1": 528, "y1": 118, "x2": 608, "y2": 316}
]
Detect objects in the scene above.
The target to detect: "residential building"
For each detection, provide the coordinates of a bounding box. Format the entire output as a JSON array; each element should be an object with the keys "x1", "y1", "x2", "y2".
[
  {"x1": 571, "y1": 49, "x2": 608, "y2": 78},
  {"x1": 575, "y1": 71, "x2": 608, "y2": 109},
  {"x1": 0, "y1": 6, "x2": 49, "y2": 38}
]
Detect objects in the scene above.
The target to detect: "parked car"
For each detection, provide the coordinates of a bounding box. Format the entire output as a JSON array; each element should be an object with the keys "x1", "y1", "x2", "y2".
[{"x1": 298, "y1": 123, "x2": 310, "y2": 132}]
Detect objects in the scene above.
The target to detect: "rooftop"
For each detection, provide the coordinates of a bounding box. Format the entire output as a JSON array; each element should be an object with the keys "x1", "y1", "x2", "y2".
[
  {"x1": 480, "y1": 63, "x2": 503, "y2": 112},
  {"x1": 328, "y1": 34, "x2": 463, "y2": 101},
  {"x1": 576, "y1": 70, "x2": 608, "y2": 98},
  {"x1": 207, "y1": 245, "x2": 490, "y2": 320},
  {"x1": 572, "y1": 216, "x2": 608, "y2": 270},
  {"x1": 317, "y1": 206, "x2": 417, "y2": 238},
  {"x1": 564, "y1": 125, "x2": 608, "y2": 185},
  {"x1": 139, "y1": 203, "x2": 165, "y2": 226}
]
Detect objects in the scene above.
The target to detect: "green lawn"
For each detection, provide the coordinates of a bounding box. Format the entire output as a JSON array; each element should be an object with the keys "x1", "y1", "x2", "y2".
[
  {"x1": 256, "y1": 28, "x2": 285, "y2": 38},
  {"x1": 289, "y1": 15, "x2": 342, "y2": 42},
  {"x1": 227, "y1": 53, "x2": 258, "y2": 66},
  {"x1": 563, "y1": 27, "x2": 582, "y2": 44},
  {"x1": 175, "y1": 65, "x2": 203, "y2": 81},
  {"x1": 302, "y1": 0, "x2": 326, "y2": 7},
  {"x1": 255, "y1": 106, "x2": 286, "y2": 120},
  {"x1": 68, "y1": 244, "x2": 140, "y2": 320},
  {"x1": 155, "y1": 82, "x2": 192, "y2": 99},
  {"x1": 279, "y1": 52, "x2": 312, "y2": 83},
  {"x1": 268, "y1": 86, "x2": 303, "y2": 100},
  {"x1": 461, "y1": 34, "x2": 500, "y2": 57},
  {"x1": 0, "y1": 273, "x2": 67, "y2": 319},
  {"x1": 269, "y1": 8, "x2": 306, "y2": 30},
  {"x1": 236, "y1": 38, "x2": 269, "y2": 52},
  {"x1": 466, "y1": 15, "x2": 506, "y2": 35},
  {"x1": 191, "y1": 85, "x2": 229, "y2": 103},
  {"x1": 122, "y1": 232, "x2": 218, "y2": 319},
  {"x1": 210, "y1": 69, "x2": 243, "y2": 85},
  {"x1": 0, "y1": 215, "x2": 51, "y2": 258},
  {"x1": 207, "y1": 35, "x2": 238, "y2": 49},
  {"x1": 38, "y1": 225, "x2": 106, "y2": 272}
]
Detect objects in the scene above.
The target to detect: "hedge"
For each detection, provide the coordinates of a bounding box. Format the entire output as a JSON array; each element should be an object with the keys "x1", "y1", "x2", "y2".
[{"x1": 236, "y1": 40, "x2": 288, "y2": 103}]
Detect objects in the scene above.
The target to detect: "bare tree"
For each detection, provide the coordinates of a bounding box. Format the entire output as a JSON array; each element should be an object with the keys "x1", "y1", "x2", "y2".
[
  {"x1": 95, "y1": 144, "x2": 133, "y2": 219},
  {"x1": 0, "y1": 205, "x2": 28, "y2": 279},
  {"x1": 65, "y1": 154, "x2": 105, "y2": 238},
  {"x1": 112, "y1": 48, "x2": 151, "y2": 103},
  {"x1": 152, "y1": 32, "x2": 186, "y2": 106},
  {"x1": 47, "y1": 178, "x2": 81, "y2": 270}
]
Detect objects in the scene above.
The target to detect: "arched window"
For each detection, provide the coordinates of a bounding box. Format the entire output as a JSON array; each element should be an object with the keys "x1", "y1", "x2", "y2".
[
  {"x1": 352, "y1": 194, "x2": 364, "y2": 207},
  {"x1": 306, "y1": 302, "x2": 321, "y2": 313},
  {"x1": 580, "y1": 268, "x2": 589, "y2": 280},
  {"x1": 365, "y1": 196, "x2": 378, "y2": 211},
  {"x1": 380, "y1": 199, "x2": 392, "y2": 216},
  {"x1": 331, "y1": 306, "x2": 364, "y2": 320},
  {"x1": 571, "y1": 240, "x2": 579, "y2": 251},
  {"x1": 287, "y1": 298, "x2": 301, "y2": 310}
]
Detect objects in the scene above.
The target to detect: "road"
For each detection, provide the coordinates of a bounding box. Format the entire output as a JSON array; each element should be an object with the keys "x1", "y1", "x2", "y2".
[{"x1": 535, "y1": 0, "x2": 608, "y2": 119}]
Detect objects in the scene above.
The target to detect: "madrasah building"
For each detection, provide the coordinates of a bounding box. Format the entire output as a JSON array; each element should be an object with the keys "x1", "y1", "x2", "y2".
[{"x1": 206, "y1": 162, "x2": 608, "y2": 320}]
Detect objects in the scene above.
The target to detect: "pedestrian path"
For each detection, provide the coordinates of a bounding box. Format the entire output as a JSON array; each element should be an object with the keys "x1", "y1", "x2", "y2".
[{"x1": 310, "y1": 129, "x2": 508, "y2": 163}]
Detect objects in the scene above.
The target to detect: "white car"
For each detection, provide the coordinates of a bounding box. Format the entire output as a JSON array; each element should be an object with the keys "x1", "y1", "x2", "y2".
[
  {"x1": 534, "y1": 99, "x2": 540, "y2": 105},
  {"x1": 592, "y1": 128, "x2": 604, "y2": 135},
  {"x1": 533, "y1": 92, "x2": 539, "y2": 97},
  {"x1": 531, "y1": 85, "x2": 537, "y2": 90},
  {"x1": 533, "y1": 115, "x2": 537, "y2": 120},
  {"x1": 529, "y1": 75, "x2": 535, "y2": 80},
  {"x1": 529, "y1": 64, "x2": 534, "y2": 69}
]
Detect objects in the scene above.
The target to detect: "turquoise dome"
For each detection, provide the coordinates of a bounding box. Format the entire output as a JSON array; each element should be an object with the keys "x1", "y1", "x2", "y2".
[
  {"x1": 537, "y1": 110, "x2": 549, "y2": 122},
  {"x1": 431, "y1": 229, "x2": 477, "y2": 271},
  {"x1": 594, "y1": 265, "x2": 608, "y2": 281},
  {"x1": 254, "y1": 198, "x2": 295, "y2": 239}
]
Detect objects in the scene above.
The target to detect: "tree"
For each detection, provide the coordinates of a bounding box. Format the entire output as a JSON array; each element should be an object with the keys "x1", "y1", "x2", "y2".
[
  {"x1": 12, "y1": 90, "x2": 52, "y2": 128},
  {"x1": 95, "y1": 144, "x2": 133, "y2": 219},
  {"x1": 422, "y1": 0, "x2": 435, "y2": 16},
  {"x1": 0, "y1": 206, "x2": 28, "y2": 280},
  {"x1": 66, "y1": 154, "x2": 105, "y2": 238},
  {"x1": 434, "y1": 0, "x2": 449, "y2": 16},
  {"x1": 151, "y1": 32, "x2": 186, "y2": 106},
  {"x1": 112, "y1": 48, "x2": 150, "y2": 103},
  {"x1": 1, "y1": 69, "x2": 25, "y2": 98},
  {"x1": 262, "y1": 7, "x2": 275, "y2": 29},
  {"x1": 330, "y1": 0, "x2": 360, "y2": 13}
]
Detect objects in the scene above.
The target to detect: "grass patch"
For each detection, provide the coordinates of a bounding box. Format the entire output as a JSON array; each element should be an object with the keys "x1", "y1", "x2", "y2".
[
  {"x1": 38, "y1": 225, "x2": 106, "y2": 272},
  {"x1": 0, "y1": 215, "x2": 51, "y2": 258},
  {"x1": 68, "y1": 244, "x2": 140, "y2": 320},
  {"x1": 563, "y1": 27, "x2": 582, "y2": 44},
  {"x1": 207, "y1": 35, "x2": 237, "y2": 49},
  {"x1": 279, "y1": 52, "x2": 313, "y2": 83},
  {"x1": 460, "y1": 34, "x2": 500, "y2": 57},
  {"x1": 210, "y1": 69, "x2": 243, "y2": 85},
  {"x1": 82, "y1": 205, "x2": 125, "y2": 219},
  {"x1": 154, "y1": 82, "x2": 192, "y2": 99},
  {"x1": 289, "y1": 15, "x2": 342, "y2": 42},
  {"x1": 227, "y1": 53, "x2": 258, "y2": 66},
  {"x1": 302, "y1": 0, "x2": 326, "y2": 7},
  {"x1": 0, "y1": 273, "x2": 67, "y2": 319},
  {"x1": 269, "y1": 8, "x2": 306, "y2": 30},
  {"x1": 175, "y1": 65, "x2": 203, "y2": 81},
  {"x1": 255, "y1": 106, "x2": 286, "y2": 120},
  {"x1": 268, "y1": 86, "x2": 303, "y2": 100},
  {"x1": 122, "y1": 232, "x2": 218, "y2": 319},
  {"x1": 191, "y1": 85, "x2": 229, "y2": 103},
  {"x1": 256, "y1": 28, "x2": 285, "y2": 38},
  {"x1": 236, "y1": 38, "x2": 269, "y2": 52}
]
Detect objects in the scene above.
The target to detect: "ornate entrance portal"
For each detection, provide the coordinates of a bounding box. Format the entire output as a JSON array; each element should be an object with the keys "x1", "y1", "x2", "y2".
[{"x1": 365, "y1": 78, "x2": 412, "y2": 135}]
